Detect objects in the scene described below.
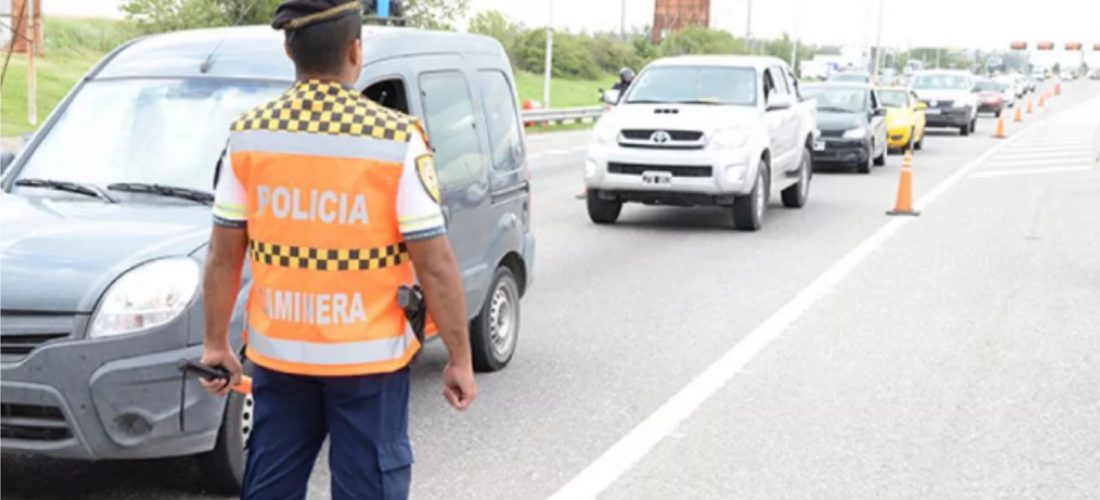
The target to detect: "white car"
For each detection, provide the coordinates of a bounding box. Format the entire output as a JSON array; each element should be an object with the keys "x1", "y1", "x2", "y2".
[
  {"x1": 584, "y1": 56, "x2": 818, "y2": 231},
  {"x1": 909, "y1": 70, "x2": 980, "y2": 136}
]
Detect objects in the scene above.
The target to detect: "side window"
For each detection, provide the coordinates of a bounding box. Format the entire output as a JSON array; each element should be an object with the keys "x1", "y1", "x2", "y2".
[
  {"x1": 785, "y1": 68, "x2": 801, "y2": 100},
  {"x1": 769, "y1": 67, "x2": 790, "y2": 96},
  {"x1": 474, "y1": 70, "x2": 524, "y2": 172},
  {"x1": 418, "y1": 71, "x2": 485, "y2": 188},
  {"x1": 364, "y1": 78, "x2": 409, "y2": 113}
]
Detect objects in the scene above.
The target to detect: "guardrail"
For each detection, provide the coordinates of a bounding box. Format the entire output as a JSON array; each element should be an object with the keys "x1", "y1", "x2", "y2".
[{"x1": 520, "y1": 106, "x2": 604, "y2": 126}]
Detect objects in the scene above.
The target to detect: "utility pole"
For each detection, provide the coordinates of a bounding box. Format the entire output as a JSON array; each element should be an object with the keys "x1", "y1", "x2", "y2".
[
  {"x1": 620, "y1": 0, "x2": 626, "y2": 40},
  {"x1": 744, "y1": 0, "x2": 753, "y2": 54},
  {"x1": 26, "y1": 0, "x2": 37, "y2": 126},
  {"x1": 789, "y1": 0, "x2": 802, "y2": 71},
  {"x1": 542, "y1": 0, "x2": 553, "y2": 108},
  {"x1": 874, "y1": 0, "x2": 884, "y2": 75}
]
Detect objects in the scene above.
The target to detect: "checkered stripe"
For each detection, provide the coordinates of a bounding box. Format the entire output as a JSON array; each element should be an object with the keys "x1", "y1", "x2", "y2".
[
  {"x1": 232, "y1": 81, "x2": 418, "y2": 142},
  {"x1": 250, "y1": 240, "x2": 409, "y2": 271}
]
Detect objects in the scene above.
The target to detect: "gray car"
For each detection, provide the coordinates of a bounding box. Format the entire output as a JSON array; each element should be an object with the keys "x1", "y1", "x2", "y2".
[{"x1": 0, "y1": 25, "x2": 534, "y2": 491}]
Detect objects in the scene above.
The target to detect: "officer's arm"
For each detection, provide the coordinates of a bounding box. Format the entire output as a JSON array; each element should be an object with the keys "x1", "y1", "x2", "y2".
[
  {"x1": 406, "y1": 238, "x2": 472, "y2": 367},
  {"x1": 203, "y1": 226, "x2": 248, "y2": 350}
]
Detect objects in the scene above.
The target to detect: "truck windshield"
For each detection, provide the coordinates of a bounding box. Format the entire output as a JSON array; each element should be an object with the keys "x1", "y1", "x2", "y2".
[
  {"x1": 802, "y1": 86, "x2": 867, "y2": 113},
  {"x1": 624, "y1": 66, "x2": 757, "y2": 106},
  {"x1": 16, "y1": 78, "x2": 287, "y2": 196},
  {"x1": 911, "y1": 74, "x2": 970, "y2": 90}
]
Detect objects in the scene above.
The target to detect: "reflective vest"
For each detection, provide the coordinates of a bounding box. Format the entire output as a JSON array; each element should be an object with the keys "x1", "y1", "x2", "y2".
[{"x1": 228, "y1": 80, "x2": 423, "y2": 376}]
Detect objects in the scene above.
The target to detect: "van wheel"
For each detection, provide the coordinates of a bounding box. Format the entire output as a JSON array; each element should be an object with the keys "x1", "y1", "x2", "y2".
[
  {"x1": 586, "y1": 190, "x2": 621, "y2": 224},
  {"x1": 196, "y1": 360, "x2": 253, "y2": 495},
  {"x1": 959, "y1": 123, "x2": 970, "y2": 136},
  {"x1": 733, "y1": 165, "x2": 767, "y2": 231},
  {"x1": 470, "y1": 266, "x2": 520, "y2": 372},
  {"x1": 781, "y1": 147, "x2": 811, "y2": 208}
]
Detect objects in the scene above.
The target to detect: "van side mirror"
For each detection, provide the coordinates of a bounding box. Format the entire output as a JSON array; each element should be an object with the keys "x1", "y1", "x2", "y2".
[{"x1": 1, "y1": 151, "x2": 14, "y2": 174}]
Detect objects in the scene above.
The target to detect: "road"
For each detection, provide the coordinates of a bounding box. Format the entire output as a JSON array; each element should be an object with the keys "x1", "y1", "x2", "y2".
[{"x1": 3, "y1": 81, "x2": 1099, "y2": 499}]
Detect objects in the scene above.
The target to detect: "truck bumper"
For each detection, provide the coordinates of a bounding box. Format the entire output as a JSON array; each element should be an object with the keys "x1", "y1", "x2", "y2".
[
  {"x1": 584, "y1": 143, "x2": 756, "y2": 198},
  {"x1": 811, "y1": 138, "x2": 870, "y2": 164},
  {"x1": 1, "y1": 319, "x2": 224, "y2": 460}
]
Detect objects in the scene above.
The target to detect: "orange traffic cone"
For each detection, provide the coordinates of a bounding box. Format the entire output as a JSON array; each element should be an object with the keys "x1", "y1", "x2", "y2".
[
  {"x1": 993, "y1": 114, "x2": 1006, "y2": 139},
  {"x1": 887, "y1": 150, "x2": 920, "y2": 216},
  {"x1": 1027, "y1": 98, "x2": 1034, "y2": 114},
  {"x1": 1039, "y1": 94, "x2": 1046, "y2": 108},
  {"x1": 1055, "y1": 82, "x2": 1062, "y2": 96},
  {"x1": 1013, "y1": 105, "x2": 1023, "y2": 123}
]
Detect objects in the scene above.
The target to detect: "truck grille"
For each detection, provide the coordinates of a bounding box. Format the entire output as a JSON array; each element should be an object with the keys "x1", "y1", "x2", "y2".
[
  {"x1": 620, "y1": 129, "x2": 704, "y2": 141},
  {"x1": 924, "y1": 99, "x2": 954, "y2": 109},
  {"x1": 0, "y1": 403, "x2": 72, "y2": 441},
  {"x1": 608, "y1": 162, "x2": 712, "y2": 178}
]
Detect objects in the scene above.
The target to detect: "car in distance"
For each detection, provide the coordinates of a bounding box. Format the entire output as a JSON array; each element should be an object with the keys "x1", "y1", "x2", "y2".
[
  {"x1": 877, "y1": 87, "x2": 927, "y2": 152},
  {"x1": 974, "y1": 78, "x2": 1007, "y2": 117},
  {"x1": 1090, "y1": 68, "x2": 1100, "y2": 80},
  {"x1": 0, "y1": 26, "x2": 535, "y2": 493},
  {"x1": 828, "y1": 71, "x2": 872, "y2": 84},
  {"x1": 909, "y1": 70, "x2": 979, "y2": 136},
  {"x1": 803, "y1": 83, "x2": 888, "y2": 173},
  {"x1": 584, "y1": 55, "x2": 817, "y2": 231},
  {"x1": 995, "y1": 74, "x2": 1026, "y2": 99}
]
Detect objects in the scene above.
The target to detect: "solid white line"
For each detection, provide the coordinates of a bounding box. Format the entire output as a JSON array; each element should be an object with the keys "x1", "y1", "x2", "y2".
[
  {"x1": 970, "y1": 165, "x2": 1094, "y2": 178},
  {"x1": 547, "y1": 109, "x2": 1037, "y2": 500},
  {"x1": 993, "y1": 147, "x2": 1094, "y2": 157},
  {"x1": 981, "y1": 158, "x2": 1096, "y2": 169},
  {"x1": 1000, "y1": 145, "x2": 1093, "y2": 153}
]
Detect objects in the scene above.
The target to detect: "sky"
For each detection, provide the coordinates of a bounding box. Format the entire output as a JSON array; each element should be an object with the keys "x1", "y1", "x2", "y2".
[{"x1": 32, "y1": 0, "x2": 1100, "y2": 62}]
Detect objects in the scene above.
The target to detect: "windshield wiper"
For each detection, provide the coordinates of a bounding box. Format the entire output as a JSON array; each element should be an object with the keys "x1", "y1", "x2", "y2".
[
  {"x1": 107, "y1": 183, "x2": 214, "y2": 205},
  {"x1": 14, "y1": 178, "x2": 116, "y2": 203},
  {"x1": 817, "y1": 106, "x2": 856, "y2": 113}
]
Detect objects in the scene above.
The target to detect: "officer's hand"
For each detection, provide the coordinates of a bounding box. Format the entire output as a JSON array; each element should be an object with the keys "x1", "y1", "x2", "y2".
[
  {"x1": 198, "y1": 344, "x2": 243, "y2": 398},
  {"x1": 442, "y1": 362, "x2": 477, "y2": 411}
]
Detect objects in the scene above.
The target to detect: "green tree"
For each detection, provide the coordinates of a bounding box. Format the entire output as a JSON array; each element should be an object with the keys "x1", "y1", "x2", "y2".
[
  {"x1": 468, "y1": 10, "x2": 521, "y2": 59},
  {"x1": 513, "y1": 29, "x2": 600, "y2": 79},
  {"x1": 403, "y1": 0, "x2": 469, "y2": 30},
  {"x1": 760, "y1": 33, "x2": 814, "y2": 73},
  {"x1": 657, "y1": 26, "x2": 746, "y2": 57},
  {"x1": 122, "y1": 0, "x2": 281, "y2": 32}
]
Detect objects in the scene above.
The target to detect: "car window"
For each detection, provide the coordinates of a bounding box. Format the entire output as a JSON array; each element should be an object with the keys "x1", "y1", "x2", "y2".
[
  {"x1": 475, "y1": 70, "x2": 524, "y2": 172},
  {"x1": 878, "y1": 90, "x2": 909, "y2": 108},
  {"x1": 418, "y1": 71, "x2": 485, "y2": 188},
  {"x1": 769, "y1": 67, "x2": 790, "y2": 96}
]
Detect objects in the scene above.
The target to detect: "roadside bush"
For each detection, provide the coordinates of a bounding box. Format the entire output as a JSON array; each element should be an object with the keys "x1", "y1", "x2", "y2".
[
  {"x1": 657, "y1": 25, "x2": 746, "y2": 57},
  {"x1": 514, "y1": 29, "x2": 600, "y2": 80}
]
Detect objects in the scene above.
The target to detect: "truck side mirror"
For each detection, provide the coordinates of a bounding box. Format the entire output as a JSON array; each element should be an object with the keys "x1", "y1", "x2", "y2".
[{"x1": 602, "y1": 89, "x2": 621, "y2": 105}]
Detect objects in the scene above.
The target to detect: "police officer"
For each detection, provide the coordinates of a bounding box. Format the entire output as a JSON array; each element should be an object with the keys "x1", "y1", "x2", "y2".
[
  {"x1": 200, "y1": 1, "x2": 477, "y2": 498},
  {"x1": 611, "y1": 66, "x2": 635, "y2": 93}
]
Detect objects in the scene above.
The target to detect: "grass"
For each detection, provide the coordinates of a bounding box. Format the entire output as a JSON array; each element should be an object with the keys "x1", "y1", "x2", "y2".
[
  {"x1": 1, "y1": 17, "x2": 138, "y2": 137},
  {"x1": 514, "y1": 70, "x2": 616, "y2": 109}
]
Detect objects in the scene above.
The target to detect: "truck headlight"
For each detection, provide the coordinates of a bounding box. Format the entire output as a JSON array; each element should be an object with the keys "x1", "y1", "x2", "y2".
[
  {"x1": 842, "y1": 127, "x2": 867, "y2": 139},
  {"x1": 710, "y1": 128, "x2": 749, "y2": 150},
  {"x1": 591, "y1": 121, "x2": 618, "y2": 146},
  {"x1": 89, "y1": 258, "x2": 200, "y2": 338}
]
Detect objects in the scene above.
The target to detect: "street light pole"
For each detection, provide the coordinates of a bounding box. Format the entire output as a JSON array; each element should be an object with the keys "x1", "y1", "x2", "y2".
[
  {"x1": 745, "y1": 0, "x2": 753, "y2": 54},
  {"x1": 620, "y1": 0, "x2": 626, "y2": 40},
  {"x1": 874, "y1": 0, "x2": 885, "y2": 75},
  {"x1": 543, "y1": 0, "x2": 554, "y2": 108}
]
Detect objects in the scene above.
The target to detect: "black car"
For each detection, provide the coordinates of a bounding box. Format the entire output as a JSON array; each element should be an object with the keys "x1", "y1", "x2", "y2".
[{"x1": 803, "y1": 83, "x2": 888, "y2": 174}]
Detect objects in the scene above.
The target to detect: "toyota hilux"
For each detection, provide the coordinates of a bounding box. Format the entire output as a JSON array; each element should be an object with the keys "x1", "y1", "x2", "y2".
[{"x1": 583, "y1": 56, "x2": 818, "y2": 231}]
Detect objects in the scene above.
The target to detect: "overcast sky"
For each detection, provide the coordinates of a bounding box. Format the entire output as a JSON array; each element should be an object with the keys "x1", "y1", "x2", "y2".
[{"x1": 39, "y1": 0, "x2": 1100, "y2": 59}]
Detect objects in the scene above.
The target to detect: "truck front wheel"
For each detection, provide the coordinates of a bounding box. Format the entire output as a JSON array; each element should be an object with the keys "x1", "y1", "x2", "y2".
[
  {"x1": 733, "y1": 164, "x2": 767, "y2": 231},
  {"x1": 586, "y1": 190, "x2": 622, "y2": 224}
]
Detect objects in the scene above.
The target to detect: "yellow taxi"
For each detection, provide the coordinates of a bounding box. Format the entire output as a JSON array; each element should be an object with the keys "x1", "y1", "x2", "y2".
[{"x1": 877, "y1": 87, "x2": 927, "y2": 152}]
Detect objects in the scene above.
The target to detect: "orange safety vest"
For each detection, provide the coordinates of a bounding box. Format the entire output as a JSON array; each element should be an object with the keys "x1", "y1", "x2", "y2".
[{"x1": 228, "y1": 80, "x2": 424, "y2": 376}]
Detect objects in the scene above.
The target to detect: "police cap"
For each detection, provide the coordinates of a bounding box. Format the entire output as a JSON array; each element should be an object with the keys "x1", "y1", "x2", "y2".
[{"x1": 272, "y1": 0, "x2": 362, "y2": 31}]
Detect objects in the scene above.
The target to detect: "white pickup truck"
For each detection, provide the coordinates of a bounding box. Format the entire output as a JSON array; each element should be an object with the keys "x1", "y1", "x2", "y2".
[{"x1": 584, "y1": 55, "x2": 818, "y2": 231}]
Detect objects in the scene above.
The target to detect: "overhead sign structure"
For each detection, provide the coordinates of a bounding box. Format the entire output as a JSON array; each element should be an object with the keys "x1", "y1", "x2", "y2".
[
  {"x1": 1065, "y1": 42, "x2": 1082, "y2": 51},
  {"x1": 1036, "y1": 42, "x2": 1054, "y2": 51},
  {"x1": 1010, "y1": 41, "x2": 1027, "y2": 50}
]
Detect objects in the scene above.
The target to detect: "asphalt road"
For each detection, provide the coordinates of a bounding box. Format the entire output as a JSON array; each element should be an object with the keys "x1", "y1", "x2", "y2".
[{"x1": 3, "y1": 81, "x2": 1098, "y2": 499}]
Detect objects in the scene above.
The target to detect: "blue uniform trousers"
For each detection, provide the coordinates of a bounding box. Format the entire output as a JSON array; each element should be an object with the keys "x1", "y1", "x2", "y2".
[{"x1": 241, "y1": 365, "x2": 413, "y2": 500}]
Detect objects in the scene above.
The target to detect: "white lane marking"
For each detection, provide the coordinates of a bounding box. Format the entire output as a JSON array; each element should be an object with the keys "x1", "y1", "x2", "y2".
[
  {"x1": 547, "y1": 111, "x2": 1038, "y2": 500},
  {"x1": 991, "y1": 148, "x2": 1095, "y2": 158},
  {"x1": 1000, "y1": 145, "x2": 1094, "y2": 153},
  {"x1": 970, "y1": 165, "x2": 1094, "y2": 178},
  {"x1": 981, "y1": 158, "x2": 1096, "y2": 169}
]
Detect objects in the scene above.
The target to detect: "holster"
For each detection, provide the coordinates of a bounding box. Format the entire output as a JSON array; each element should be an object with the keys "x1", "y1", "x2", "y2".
[{"x1": 397, "y1": 285, "x2": 426, "y2": 345}]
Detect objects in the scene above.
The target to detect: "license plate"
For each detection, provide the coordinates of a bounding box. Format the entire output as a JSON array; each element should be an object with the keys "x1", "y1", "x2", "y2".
[
  {"x1": 642, "y1": 171, "x2": 672, "y2": 186},
  {"x1": 813, "y1": 140, "x2": 826, "y2": 151},
  {"x1": 925, "y1": 108, "x2": 941, "y2": 115}
]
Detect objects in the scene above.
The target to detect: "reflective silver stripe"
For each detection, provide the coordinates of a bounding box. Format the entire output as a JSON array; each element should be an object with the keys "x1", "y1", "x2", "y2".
[
  {"x1": 247, "y1": 325, "x2": 415, "y2": 366},
  {"x1": 230, "y1": 130, "x2": 408, "y2": 163}
]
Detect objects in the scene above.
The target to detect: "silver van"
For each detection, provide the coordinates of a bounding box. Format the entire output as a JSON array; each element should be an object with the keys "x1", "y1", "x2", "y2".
[{"x1": 0, "y1": 25, "x2": 534, "y2": 491}]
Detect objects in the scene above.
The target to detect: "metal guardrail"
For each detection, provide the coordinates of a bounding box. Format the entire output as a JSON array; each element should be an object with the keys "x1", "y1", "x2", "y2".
[{"x1": 521, "y1": 106, "x2": 603, "y2": 126}]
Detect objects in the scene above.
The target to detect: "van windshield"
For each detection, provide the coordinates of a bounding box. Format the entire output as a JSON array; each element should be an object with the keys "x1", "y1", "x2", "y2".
[
  {"x1": 16, "y1": 79, "x2": 287, "y2": 195},
  {"x1": 624, "y1": 66, "x2": 757, "y2": 106}
]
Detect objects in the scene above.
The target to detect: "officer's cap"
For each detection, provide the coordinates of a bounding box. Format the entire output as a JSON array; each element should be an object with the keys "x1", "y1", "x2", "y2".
[{"x1": 272, "y1": 0, "x2": 362, "y2": 31}]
